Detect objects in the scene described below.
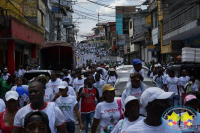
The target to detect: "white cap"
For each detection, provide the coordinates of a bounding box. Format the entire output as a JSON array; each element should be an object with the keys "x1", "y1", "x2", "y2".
[
  {"x1": 97, "y1": 67, "x2": 102, "y2": 71},
  {"x1": 124, "y1": 96, "x2": 138, "y2": 106},
  {"x1": 140, "y1": 87, "x2": 175, "y2": 108},
  {"x1": 110, "y1": 68, "x2": 115, "y2": 71},
  {"x1": 5, "y1": 91, "x2": 19, "y2": 101},
  {"x1": 58, "y1": 81, "x2": 69, "y2": 89}
]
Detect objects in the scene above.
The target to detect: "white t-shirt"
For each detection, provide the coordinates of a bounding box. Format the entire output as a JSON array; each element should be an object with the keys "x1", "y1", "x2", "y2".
[
  {"x1": 14, "y1": 71, "x2": 22, "y2": 79},
  {"x1": 186, "y1": 83, "x2": 198, "y2": 93},
  {"x1": 153, "y1": 76, "x2": 164, "y2": 89},
  {"x1": 46, "y1": 79, "x2": 61, "y2": 96},
  {"x1": 163, "y1": 74, "x2": 169, "y2": 84},
  {"x1": 67, "y1": 86, "x2": 76, "y2": 97},
  {"x1": 94, "y1": 100, "x2": 121, "y2": 132},
  {"x1": 13, "y1": 102, "x2": 65, "y2": 133},
  {"x1": 130, "y1": 68, "x2": 144, "y2": 77},
  {"x1": 166, "y1": 77, "x2": 179, "y2": 95},
  {"x1": 93, "y1": 79, "x2": 106, "y2": 98},
  {"x1": 55, "y1": 95, "x2": 77, "y2": 123},
  {"x1": 2, "y1": 73, "x2": 10, "y2": 81},
  {"x1": 0, "y1": 98, "x2": 5, "y2": 113},
  {"x1": 179, "y1": 76, "x2": 190, "y2": 93},
  {"x1": 73, "y1": 78, "x2": 84, "y2": 92},
  {"x1": 44, "y1": 88, "x2": 54, "y2": 102},
  {"x1": 106, "y1": 76, "x2": 117, "y2": 86},
  {"x1": 111, "y1": 116, "x2": 145, "y2": 133},
  {"x1": 121, "y1": 89, "x2": 145, "y2": 115},
  {"x1": 125, "y1": 119, "x2": 181, "y2": 133},
  {"x1": 11, "y1": 85, "x2": 29, "y2": 108}
]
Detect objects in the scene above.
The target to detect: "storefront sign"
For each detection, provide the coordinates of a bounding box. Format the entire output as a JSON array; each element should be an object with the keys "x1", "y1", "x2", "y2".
[
  {"x1": 152, "y1": 28, "x2": 158, "y2": 45},
  {"x1": 118, "y1": 34, "x2": 125, "y2": 46}
]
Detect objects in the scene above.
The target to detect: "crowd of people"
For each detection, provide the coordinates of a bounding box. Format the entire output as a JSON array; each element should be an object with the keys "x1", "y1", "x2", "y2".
[{"x1": 0, "y1": 58, "x2": 199, "y2": 133}]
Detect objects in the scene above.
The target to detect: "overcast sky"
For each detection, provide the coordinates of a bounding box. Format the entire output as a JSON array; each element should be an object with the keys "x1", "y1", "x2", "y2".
[{"x1": 73, "y1": 0, "x2": 146, "y2": 42}]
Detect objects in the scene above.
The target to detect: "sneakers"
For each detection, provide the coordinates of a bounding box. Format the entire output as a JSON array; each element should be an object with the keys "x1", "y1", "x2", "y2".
[
  {"x1": 88, "y1": 123, "x2": 91, "y2": 128},
  {"x1": 75, "y1": 121, "x2": 79, "y2": 125}
]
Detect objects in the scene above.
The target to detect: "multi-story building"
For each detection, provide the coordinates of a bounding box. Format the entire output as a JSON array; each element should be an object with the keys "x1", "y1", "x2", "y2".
[
  {"x1": 115, "y1": 6, "x2": 138, "y2": 58},
  {"x1": 0, "y1": 0, "x2": 45, "y2": 76}
]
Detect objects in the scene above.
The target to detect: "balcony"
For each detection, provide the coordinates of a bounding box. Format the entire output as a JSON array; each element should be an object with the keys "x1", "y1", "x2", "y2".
[{"x1": 163, "y1": 3, "x2": 200, "y2": 35}]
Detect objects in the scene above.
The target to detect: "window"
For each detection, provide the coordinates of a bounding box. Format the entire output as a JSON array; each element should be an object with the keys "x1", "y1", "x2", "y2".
[{"x1": 130, "y1": 21, "x2": 132, "y2": 29}]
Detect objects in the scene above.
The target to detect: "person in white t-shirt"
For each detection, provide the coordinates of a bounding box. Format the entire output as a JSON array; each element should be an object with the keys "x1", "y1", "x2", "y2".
[
  {"x1": 53, "y1": 81, "x2": 84, "y2": 133},
  {"x1": 153, "y1": 70, "x2": 164, "y2": 89},
  {"x1": 106, "y1": 68, "x2": 118, "y2": 87},
  {"x1": 12, "y1": 81, "x2": 68, "y2": 133},
  {"x1": 129, "y1": 59, "x2": 144, "y2": 80},
  {"x1": 178, "y1": 70, "x2": 190, "y2": 104},
  {"x1": 11, "y1": 77, "x2": 29, "y2": 108},
  {"x1": 14, "y1": 67, "x2": 22, "y2": 81},
  {"x1": 35, "y1": 75, "x2": 54, "y2": 102},
  {"x1": 125, "y1": 87, "x2": 180, "y2": 133},
  {"x1": 46, "y1": 72, "x2": 61, "y2": 97},
  {"x1": 121, "y1": 73, "x2": 146, "y2": 115},
  {"x1": 62, "y1": 77, "x2": 76, "y2": 97},
  {"x1": 185, "y1": 76, "x2": 198, "y2": 96},
  {"x1": 73, "y1": 70, "x2": 84, "y2": 93},
  {"x1": 92, "y1": 84, "x2": 121, "y2": 133},
  {"x1": 2, "y1": 69, "x2": 10, "y2": 81},
  {"x1": 93, "y1": 73, "x2": 106, "y2": 102},
  {"x1": 111, "y1": 96, "x2": 145, "y2": 133},
  {"x1": 0, "y1": 98, "x2": 5, "y2": 113},
  {"x1": 165, "y1": 70, "x2": 180, "y2": 106}
]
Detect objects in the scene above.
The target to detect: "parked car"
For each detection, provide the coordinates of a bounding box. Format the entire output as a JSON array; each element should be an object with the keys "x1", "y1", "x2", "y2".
[{"x1": 23, "y1": 70, "x2": 52, "y2": 82}]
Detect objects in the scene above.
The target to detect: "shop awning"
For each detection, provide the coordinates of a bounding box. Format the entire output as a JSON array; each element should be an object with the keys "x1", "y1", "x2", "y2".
[{"x1": 132, "y1": 36, "x2": 145, "y2": 43}]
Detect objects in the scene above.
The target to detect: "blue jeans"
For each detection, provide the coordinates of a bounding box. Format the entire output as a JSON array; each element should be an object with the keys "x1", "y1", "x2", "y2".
[
  {"x1": 170, "y1": 95, "x2": 181, "y2": 107},
  {"x1": 81, "y1": 112, "x2": 95, "y2": 133},
  {"x1": 65, "y1": 121, "x2": 75, "y2": 133}
]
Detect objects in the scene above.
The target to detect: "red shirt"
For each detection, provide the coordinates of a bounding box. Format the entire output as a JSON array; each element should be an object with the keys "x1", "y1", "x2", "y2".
[
  {"x1": 80, "y1": 87, "x2": 99, "y2": 113},
  {"x1": 0, "y1": 111, "x2": 13, "y2": 133}
]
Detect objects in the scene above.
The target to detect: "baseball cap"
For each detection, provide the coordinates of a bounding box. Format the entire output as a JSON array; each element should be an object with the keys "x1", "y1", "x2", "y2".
[
  {"x1": 5, "y1": 91, "x2": 19, "y2": 101},
  {"x1": 62, "y1": 77, "x2": 70, "y2": 81},
  {"x1": 132, "y1": 59, "x2": 142, "y2": 66},
  {"x1": 184, "y1": 95, "x2": 199, "y2": 105},
  {"x1": 102, "y1": 84, "x2": 115, "y2": 92},
  {"x1": 97, "y1": 67, "x2": 102, "y2": 71},
  {"x1": 124, "y1": 96, "x2": 138, "y2": 107},
  {"x1": 24, "y1": 110, "x2": 50, "y2": 129},
  {"x1": 140, "y1": 87, "x2": 175, "y2": 108},
  {"x1": 109, "y1": 68, "x2": 115, "y2": 71},
  {"x1": 58, "y1": 81, "x2": 68, "y2": 89}
]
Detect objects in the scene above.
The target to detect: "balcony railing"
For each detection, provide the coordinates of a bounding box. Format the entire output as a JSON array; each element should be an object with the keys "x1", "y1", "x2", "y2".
[
  {"x1": 0, "y1": 9, "x2": 44, "y2": 34},
  {"x1": 163, "y1": 4, "x2": 200, "y2": 35}
]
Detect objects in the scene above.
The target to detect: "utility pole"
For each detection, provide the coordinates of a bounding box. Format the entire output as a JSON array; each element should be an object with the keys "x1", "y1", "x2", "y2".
[
  {"x1": 57, "y1": 0, "x2": 61, "y2": 40},
  {"x1": 98, "y1": 11, "x2": 99, "y2": 23}
]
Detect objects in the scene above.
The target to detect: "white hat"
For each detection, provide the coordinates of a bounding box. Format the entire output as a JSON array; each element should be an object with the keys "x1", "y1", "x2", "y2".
[
  {"x1": 140, "y1": 87, "x2": 175, "y2": 108},
  {"x1": 58, "y1": 81, "x2": 69, "y2": 89},
  {"x1": 110, "y1": 68, "x2": 115, "y2": 71},
  {"x1": 97, "y1": 67, "x2": 102, "y2": 71},
  {"x1": 124, "y1": 96, "x2": 138, "y2": 106},
  {"x1": 5, "y1": 91, "x2": 19, "y2": 101}
]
